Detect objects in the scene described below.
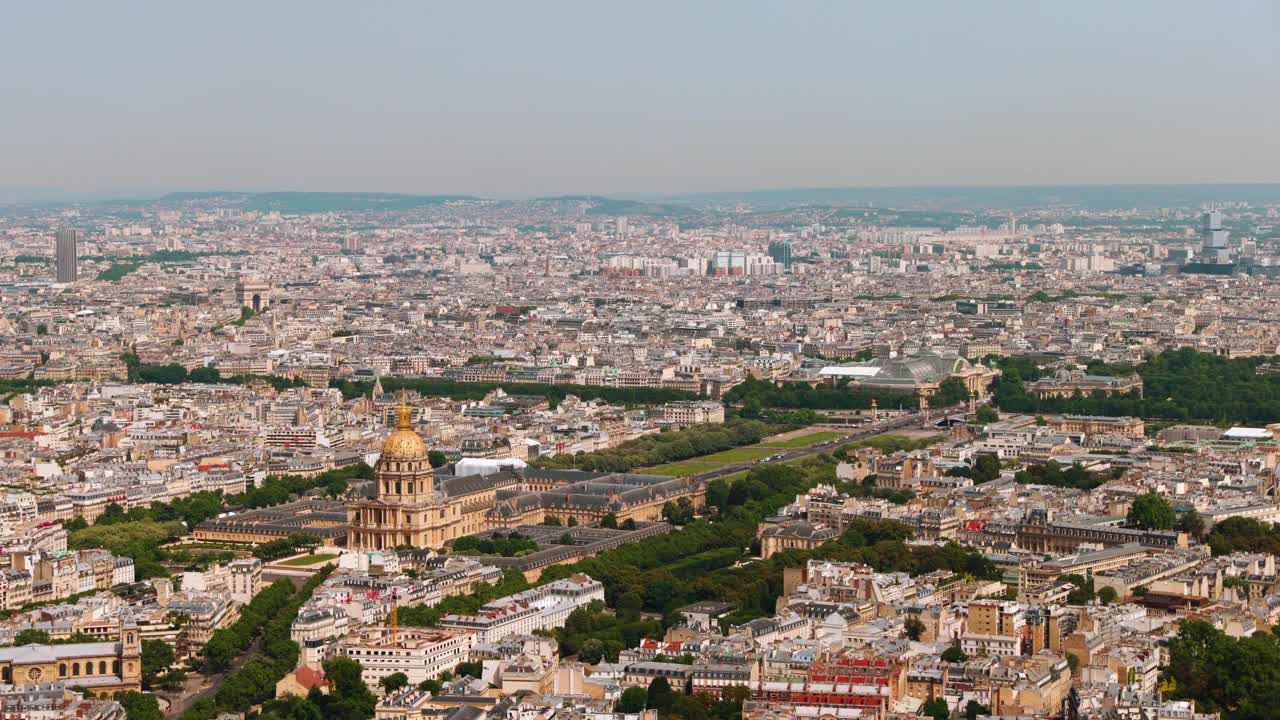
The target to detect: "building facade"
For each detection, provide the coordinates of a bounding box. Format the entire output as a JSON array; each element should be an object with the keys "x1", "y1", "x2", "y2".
[{"x1": 55, "y1": 229, "x2": 79, "y2": 284}]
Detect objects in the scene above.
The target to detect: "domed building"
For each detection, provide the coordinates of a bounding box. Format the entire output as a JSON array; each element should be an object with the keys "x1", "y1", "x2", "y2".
[
  {"x1": 348, "y1": 396, "x2": 513, "y2": 550},
  {"x1": 348, "y1": 394, "x2": 709, "y2": 552}
]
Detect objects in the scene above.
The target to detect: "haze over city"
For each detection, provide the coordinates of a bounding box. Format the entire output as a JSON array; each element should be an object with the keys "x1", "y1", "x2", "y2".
[{"x1": 4, "y1": 0, "x2": 1280, "y2": 199}]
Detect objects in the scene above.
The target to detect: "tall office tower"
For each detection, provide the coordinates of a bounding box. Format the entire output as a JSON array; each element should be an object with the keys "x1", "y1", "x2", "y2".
[
  {"x1": 616, "y1": 216, "x2": 629, "y2": 238},
  {"x1": 344, "y1": 235, "x2": 361, "y2": 253},
  {"x1": 55, "y1": 229, "x2": 79, "y2": 283},
  {"x1": 1201, "y1": 211, "x2": 1229, "y2": 263},
  {"x1": 768, "y1": 240, "x2": 794, "y2": 271}
]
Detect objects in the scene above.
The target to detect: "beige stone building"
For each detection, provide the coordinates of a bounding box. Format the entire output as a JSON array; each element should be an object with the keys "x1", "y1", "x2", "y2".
[
  {"x1": 0, "y1": 620, "x2": 141, "y2": 697},
  {"x1": 348, "y1": 399, "x2": 504, "y2": 550}
]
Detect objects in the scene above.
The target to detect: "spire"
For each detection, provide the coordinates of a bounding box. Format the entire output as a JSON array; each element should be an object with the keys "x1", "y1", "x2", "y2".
[{"x1": 397, "y1": 389, "x2": 412, "y2": 430}]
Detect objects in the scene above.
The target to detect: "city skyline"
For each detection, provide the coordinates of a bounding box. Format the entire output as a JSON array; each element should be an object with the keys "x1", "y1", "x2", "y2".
[
  {"x1": 4, "y1": 1, "x2": 1279, "y2": 198},
  {"x1": 7, "y1": 3, "x2": 1280, "y2": 719}
]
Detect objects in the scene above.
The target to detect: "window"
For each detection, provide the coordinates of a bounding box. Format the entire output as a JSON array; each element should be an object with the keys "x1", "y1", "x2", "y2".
[{"x1": 72, "y1": 663, "x2": 80, "y2": 676}]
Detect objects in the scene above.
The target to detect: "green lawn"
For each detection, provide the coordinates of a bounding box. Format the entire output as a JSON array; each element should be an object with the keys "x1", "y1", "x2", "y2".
[
  {"x1": 641, "y1": 428, "x2": 842, "y2": 477},
  {"x1": 758, "y1": 430, "x2": 845, "y2": 448},
  {"x1": 278, "y1": 553, "x2": 339, "y2": 566},
  {"x1": 644, "y1": 461, "x2": 723, "y2": 477},
  {"x1": 841, "y1": 434, "x2": 943, "y2": 454},
  {"x1": 696, "y1": 447, "x2": 778, "y2": 463}
]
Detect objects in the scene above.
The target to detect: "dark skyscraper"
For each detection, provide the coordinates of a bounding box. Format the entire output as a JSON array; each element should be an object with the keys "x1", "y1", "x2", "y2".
[
  {"x1": 768, "y1": 240, "x2": 793, "y2": 271},
  {"x1": 55, "y1": 229, "x2": 79, "y2": 283}
]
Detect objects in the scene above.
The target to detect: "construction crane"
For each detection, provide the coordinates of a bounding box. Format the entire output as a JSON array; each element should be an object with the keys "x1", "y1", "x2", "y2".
[{"x1": 389, "y1": 588, "x2": 400, "y2": 642}]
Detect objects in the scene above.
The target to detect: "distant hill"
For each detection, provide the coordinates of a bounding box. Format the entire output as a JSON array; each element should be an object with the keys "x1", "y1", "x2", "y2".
[
  {"x1": 536, "y1": 195, "x2": 698, "y2": 217},
  {"x1": 155, "y1": 191, "x2": 483, "y2": 213},
  {"x1": 644, "y1": 183, "x2": 1280, "y2": 211}
]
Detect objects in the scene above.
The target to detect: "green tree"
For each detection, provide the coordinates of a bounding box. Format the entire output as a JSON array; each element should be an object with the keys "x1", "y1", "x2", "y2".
[
  {"x1": 454, "y1": 661, "x2": 482, "y2": 678},
  {"x1": 1128, "y1": 493, "x2": 1176, "y2": 530},
  {"x1": 14, "y1": 629, "x2": 51, "y2": 645},
  {"x1": 117, "y1": 691, "x2": 163, "y2": 720},
  {"x1": 542, "y1": 515, "x2": 562, "y2": 526},
  {"x1": 325, "y1": 477, "x2": 349, "y2": 498},
  {"x1": 427, "y1": 450, "x2": 448, "y2": 468},
  {"x1": 380, "y1": 672, "x2": 409, "y2": 693},
  {"x1": 322, "y1": 656, "x2": 378, "y2": 720},
  {"x1": 1178, "y1": 509, "x2": 1207, "y2": 540},
  {"x1": 616, "y1": 592, "x2": 643, "y2": 621},
  {"x1": 670, "y1": 694, "x2": 709, "y2": 720},
  {"x1": 1062, "y1": 574, "x2": 1096, "y2": 604},
  {"x1": 923, "y1": 697, "x2": 950, "y2": 720},
  {"x1": 1207, "y1": 516, "x2": 1280, "y2": 556},
  {"x1": 975, "y1": 405, "x2": 999, "y2": 424},
  {"x1": 970, "y1": 453, "x2": 1002, "y2": 483},
  {"x1": 934, "y1": 377, "x2": 970, "y2": 407},
  {"x1": 1097, "y1": 586, "x2": 1119, "y2": 605},
  {"x1": 618, "y1": 686, "x2": 648, "y2": 713},
  {"x1": 577, "y1": 638, "x2": 606, "y2": 664},
  {"x1": 188, "y1": 366, "x2": 221, "y2": 384},
  {"x1": 963, "y1": 700, "x2": 991, "y2": 720},
  {"x1": 662, "y1": 497, "x2": 695, "y2": 525},
  {"x1": 904, "y1": 617, "x2": 925, "y2": 641},
  {"x1": 157, "y1": 668, "x2": 187, "y2": 691},
  {"x1": 141, "y1": 639, "x2": 175, "y2": 688},
  {"x1": 600, "y1": 512, "x2": 618, "y2": 529},
  {"x1": 646, "y1": 676, "x2": 675, "y2": 712},
  {"x1": 200, "y1": 628, "x2": 241, "y2": 672},
  {"x1": 63, "y1": 517, "x2": 89, "y2": 531},
  {"x1": 941, "y1": 645, "x2": 967, "y2": 663}
]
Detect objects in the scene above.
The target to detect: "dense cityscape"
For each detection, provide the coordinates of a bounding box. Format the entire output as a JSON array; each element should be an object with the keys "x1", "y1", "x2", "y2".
[
  {"x1": 7, "y1": 1, "x2": 1280, "y2": 718},
  {"x1": 1, "y1": 187, "x2": 1280, "y2": 720}
]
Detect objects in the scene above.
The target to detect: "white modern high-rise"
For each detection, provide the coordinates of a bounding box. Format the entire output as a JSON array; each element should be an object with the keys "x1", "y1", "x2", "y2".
[{"x1": 1201, "y1": 211, "x2": 1229, "y2": 263}]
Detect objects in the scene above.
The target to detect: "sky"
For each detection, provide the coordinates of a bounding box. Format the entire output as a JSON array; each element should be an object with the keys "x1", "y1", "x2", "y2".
[{"x1": 2, "y1": 1, "x2": 1278, "y2": 198}]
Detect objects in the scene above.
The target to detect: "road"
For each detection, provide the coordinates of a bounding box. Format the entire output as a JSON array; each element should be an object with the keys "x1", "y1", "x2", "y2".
[
  {"x1": 162, "y1": 634, "x2": 262, "y2": 718},
  {"x1": 691, "y1": 404, "x2": 965, "y2": 484}
]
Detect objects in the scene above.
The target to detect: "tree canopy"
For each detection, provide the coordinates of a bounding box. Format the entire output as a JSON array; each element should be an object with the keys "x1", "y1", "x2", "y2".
[
  {"x1": 991, "y1": 349, "x2": 1280, "y2": 425},
  {"x1": 1167, "y1": 619, "x2": 1280, "y2": 720},
  {"x1": 1128, "y1": 493, "x2": 1176, "y2": 530}
]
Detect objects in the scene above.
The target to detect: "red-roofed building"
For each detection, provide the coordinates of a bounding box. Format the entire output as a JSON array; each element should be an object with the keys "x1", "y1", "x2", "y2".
[{"x1": 275, "y1": 663, "x2": 329, "y2": 698}]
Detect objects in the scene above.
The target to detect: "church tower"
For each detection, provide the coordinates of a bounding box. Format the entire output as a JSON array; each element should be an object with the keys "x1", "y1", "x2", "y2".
[{"x1": 120, "y1": 617, "x2": 141, "y2": 689}]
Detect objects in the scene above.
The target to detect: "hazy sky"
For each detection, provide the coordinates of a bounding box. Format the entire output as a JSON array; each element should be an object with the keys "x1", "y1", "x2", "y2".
[{"x1": 3, "y1": 1, "x2": 1278, "y2": 197}]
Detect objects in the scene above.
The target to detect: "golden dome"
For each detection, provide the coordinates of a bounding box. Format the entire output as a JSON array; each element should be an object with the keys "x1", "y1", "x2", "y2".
[{"x1": 381, "y1": 394, "x2": 426, "y2": 460}]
